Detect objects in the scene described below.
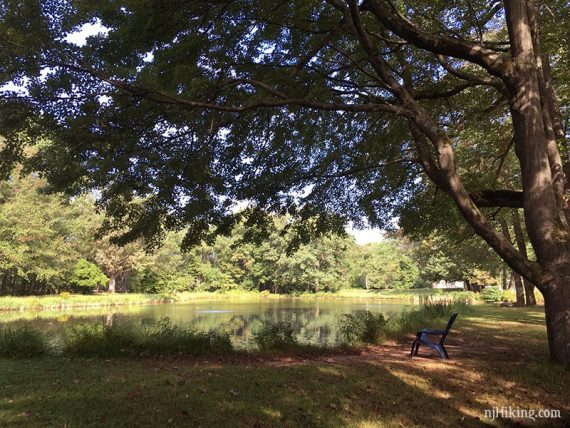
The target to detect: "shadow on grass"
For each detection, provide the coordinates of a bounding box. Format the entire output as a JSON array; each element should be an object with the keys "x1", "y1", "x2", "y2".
[
  {"x1": 1, "y1": 335, "x2": 569, "y2": 428},
  {"x1": 1, "y1": 358, "x2": 499, "y2": 427}
]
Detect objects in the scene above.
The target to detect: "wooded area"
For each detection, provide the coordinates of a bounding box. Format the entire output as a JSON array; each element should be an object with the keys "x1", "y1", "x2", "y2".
[{"x1": 2, "y1": 172, "x2": 509, "y2": 295}]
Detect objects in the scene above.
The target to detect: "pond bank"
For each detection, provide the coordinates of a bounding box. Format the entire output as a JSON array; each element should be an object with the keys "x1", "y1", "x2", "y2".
[
  {"x1": 1, "y1": 302, "x2": 460, "y2": 356},
  {"x1": 0, "y1": 289, "x2": 476, "y2": 312}
]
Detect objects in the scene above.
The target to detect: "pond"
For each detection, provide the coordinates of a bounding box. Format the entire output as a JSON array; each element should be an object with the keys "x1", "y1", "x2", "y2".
[{"x1": 1, "y1": 298, "x2": 414, "y2": 349}]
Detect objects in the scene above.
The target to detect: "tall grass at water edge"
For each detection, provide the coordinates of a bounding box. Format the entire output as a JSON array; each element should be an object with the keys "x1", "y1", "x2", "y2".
[{"x1": 0, "y1": 302, "x2": 468, "y2": 357}]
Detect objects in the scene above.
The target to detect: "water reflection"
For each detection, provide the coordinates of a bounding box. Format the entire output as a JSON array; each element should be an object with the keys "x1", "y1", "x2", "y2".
[{"x1": 1, "y1": 299, "x2": 413, "y2": 348}]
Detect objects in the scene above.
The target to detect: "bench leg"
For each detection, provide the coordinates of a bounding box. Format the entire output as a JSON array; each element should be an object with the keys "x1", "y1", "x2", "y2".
[
  {"x1": 410, "y1": 340, "x2": 420, "y2": 358},
  {"x1": 441, "y1": 344, "x2": 449, "y2": 359},
  {"x1": 434, "y1": 344, "x2": 449, "y2": 359}
]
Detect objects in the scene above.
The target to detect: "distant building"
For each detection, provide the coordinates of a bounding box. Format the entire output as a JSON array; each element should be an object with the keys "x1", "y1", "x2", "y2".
[{"x1": 432, "y1": 280, "x2": 465, "y2": 289}]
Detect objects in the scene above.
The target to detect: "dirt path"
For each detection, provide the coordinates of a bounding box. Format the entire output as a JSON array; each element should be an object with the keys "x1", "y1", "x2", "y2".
[{"x1": 146, "y1": 334, "x2": 502, "y2": 370}]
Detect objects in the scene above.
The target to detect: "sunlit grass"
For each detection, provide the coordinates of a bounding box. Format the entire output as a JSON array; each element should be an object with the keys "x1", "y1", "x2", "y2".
[{"x1": 0, "y1": 288, "x2": 479, "y2": 312}]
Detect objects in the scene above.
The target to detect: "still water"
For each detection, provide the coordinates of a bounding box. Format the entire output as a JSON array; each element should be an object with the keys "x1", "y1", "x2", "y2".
[{"x1": 1, "y1": 299, "x2": 413, "y2": 348}]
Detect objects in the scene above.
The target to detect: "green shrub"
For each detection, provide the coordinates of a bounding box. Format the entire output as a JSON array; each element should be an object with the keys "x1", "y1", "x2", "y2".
[
  {"x1": 418, "y1": 302, "x2": 456, "y2": 318},
  {"x1": 70, "y1": 259, "x2": 108, "y2": 290},
  {"x1": 386, "y1": 302, "x2": 459, "y2": 339},
  {"x1": 449, "y1": 291, "x2": 480, "y2": 304},
  {"x1": 253, "y1": 320, "x2": 298, "y2": 351},
  {"x1": 62, "y1": 317, "x2": 233, "y2": 357},
  {"x1": 59, "y1": 291, "x2": 72, "y2": 300},
  {"x1": 63, "y1": 323, "x2": 138, "y2": 357},
  {"x1": 500, "y1": 289, "x2": 516, "y2": 302},
  {"x1": 481, "y1": 286, "x2": 504, "y2": 302},
  {"x1": 204, "y1": 329, "x2": 235, "y2": 354},
  {"x1": 0, "y1": 327, "x2": 51, "y2": 358},
  {"x1": 340, "y1": 311, "x2": 387, "y2": 344},
  {"x1": 141, "y1": 317, "x2": 233, "y2": 355},
  {"x1": 339, "y1": 303, "x2": 464, "y2": 345}
]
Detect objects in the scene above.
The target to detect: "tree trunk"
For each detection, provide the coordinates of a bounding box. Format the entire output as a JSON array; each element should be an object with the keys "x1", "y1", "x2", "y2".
[
  {"x1": 108, "y1": 274, "x2": 116, "y2": 293},
  {"x1": 499, "y1": 219, "x2": 525, "y2": 306},
  {"x1": 526, "y1": 1, "x2": 568, "y2": 216},
  {"x1": 512, "y1": 210, "x2": 536, "y2": 305},
  {"x1": 511, "y1": 272, "x2": 525, "y2": 307},
  {"x1": 543, "y1": 277, "x2": 570, "y2": 364},
  {"x1": 504, "y1": 0, "x2": 570, "y2": 363}
]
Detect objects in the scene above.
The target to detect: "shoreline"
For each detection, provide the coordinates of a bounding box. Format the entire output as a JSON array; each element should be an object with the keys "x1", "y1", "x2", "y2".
[{"x1": 0, "y1": 289, "x2": 477, "y2": 312}]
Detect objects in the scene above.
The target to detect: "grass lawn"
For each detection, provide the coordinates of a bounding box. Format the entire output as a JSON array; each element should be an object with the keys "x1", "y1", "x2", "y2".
[{"x1": 1, "y1": 305, "x2": 568, "y2": 427}]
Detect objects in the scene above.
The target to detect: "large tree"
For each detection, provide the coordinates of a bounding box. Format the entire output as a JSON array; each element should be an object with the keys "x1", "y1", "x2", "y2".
[
  {"x1": 0, "y1": 171, "x2": 93, "y2": 294},
  {"x1": 0, "y1": 1, "x2": 569, "y2": 362}
]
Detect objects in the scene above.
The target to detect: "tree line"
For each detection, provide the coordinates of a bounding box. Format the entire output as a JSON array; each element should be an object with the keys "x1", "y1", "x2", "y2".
[{"x1": 0, "y1": 173, "x2": 504, "y2": 296}]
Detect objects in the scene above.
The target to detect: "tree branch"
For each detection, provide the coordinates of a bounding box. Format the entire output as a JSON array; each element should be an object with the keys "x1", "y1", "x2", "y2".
[
  {"x1": 415, "y1": 81, "x2": 479, "y2": 100},
  {"x1": 53, "y1": 63, "x2": 409, "y2": 116},
  {"x1": 363, "y1": 0, "x2": 510, "y2": 77},
  {"x1": 471, "y1": 190, "x2": 523, "y2": 208},
  {"x1": 299, "y1": 157, "x2": 411, "y2": 182},
  {"x1": 436, "y1": 55, "x2": 505, "y2": 90}
]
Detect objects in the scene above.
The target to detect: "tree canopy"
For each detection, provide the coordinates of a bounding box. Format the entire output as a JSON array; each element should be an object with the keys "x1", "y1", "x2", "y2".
[{"x1": 0, "y1": 0, "x2": 527, "y2": 244}]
